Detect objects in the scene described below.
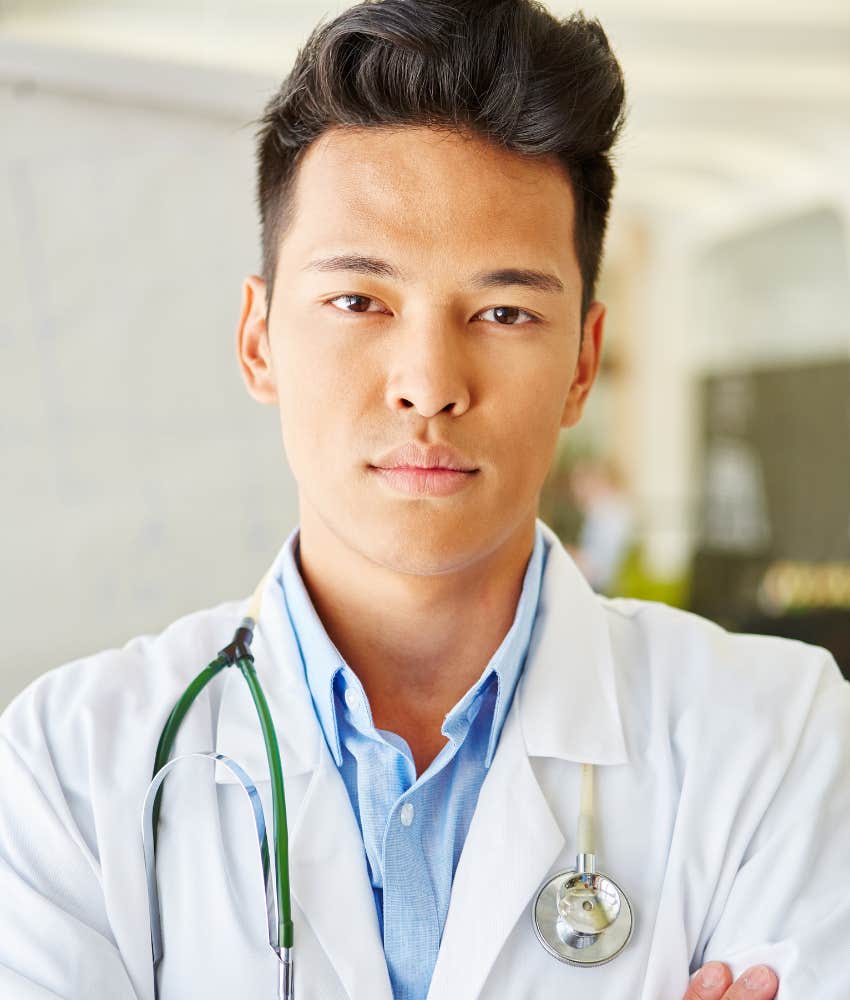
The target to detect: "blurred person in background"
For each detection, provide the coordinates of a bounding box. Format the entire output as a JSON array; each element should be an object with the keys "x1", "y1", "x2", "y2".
[{"x1": 568, "y1": 457, "x2": 635, "y2": 594}]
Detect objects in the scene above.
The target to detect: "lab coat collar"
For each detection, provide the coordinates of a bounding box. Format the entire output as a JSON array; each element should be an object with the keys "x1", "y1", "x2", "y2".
[
  {"x1": 279, "y1": 519, "x2": 549, "y2": 771},
  {"x1": 213, "y1": 529, "x2": 322, "y2": 783},
  {"x1": 213, "y1": 516, "x2": 629, "y2": 780},
  {"x1": 519, "y1": 518, "x2": 629, "y2": 767}
]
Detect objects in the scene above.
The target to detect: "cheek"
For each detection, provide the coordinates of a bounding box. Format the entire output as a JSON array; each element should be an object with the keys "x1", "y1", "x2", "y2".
[
  {"x1": 274, "y1": 336, "x2": 367, "y2": 478},
  {"x1": 494, "y1": 356, "x2": 570, "y2": 451},
  {"x1": 273, "y1": 339, "x2": 327, "y2": 473},
  {"x1": 501, "y1": 408, "x2": 562, "y2": 496},
  {"x1": 478, "y1": 364, "x2": 570, "y2": 509}
]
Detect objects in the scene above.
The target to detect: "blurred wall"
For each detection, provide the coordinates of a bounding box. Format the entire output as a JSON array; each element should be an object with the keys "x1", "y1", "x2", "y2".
[{"x1": 1, "y1": 68, "x2": 298, "y2": 709}]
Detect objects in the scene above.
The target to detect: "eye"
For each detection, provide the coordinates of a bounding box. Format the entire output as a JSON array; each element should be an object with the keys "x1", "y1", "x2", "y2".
[
  {"x1": 325, "y1": 294, "x2": 388, "y2": 314},
  {"x1": 324, "y1": 295, "x2": 539, "y2": 325},
  {"x1": 476, "y1": 305, "x2": 539, "y2": 326}
]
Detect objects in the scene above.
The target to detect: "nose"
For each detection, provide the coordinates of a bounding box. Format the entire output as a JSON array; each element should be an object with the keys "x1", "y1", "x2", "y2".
[{"x1": 383, "y1": 323, "x2": 471, "y2": 419}]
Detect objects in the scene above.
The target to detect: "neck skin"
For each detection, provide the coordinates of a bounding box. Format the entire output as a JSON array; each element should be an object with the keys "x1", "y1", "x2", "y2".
[{"x1": 296, "y1": 504, "x2": 537, "y2": 774}]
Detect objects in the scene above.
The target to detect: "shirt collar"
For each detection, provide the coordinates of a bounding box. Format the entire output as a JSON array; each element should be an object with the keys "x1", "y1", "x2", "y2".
[
  {"x1": 279, "y1": 530, "x2": 347, "y2": 764},
  {"x1": 213, "y1": 516, "x2": 628, "y2": 788},
  {"x1": 279, "y1": 522, "x2": 549, "y2": 769},
  {"x1": 447, "y1": 523, "x2": 547, "y2": 767}
]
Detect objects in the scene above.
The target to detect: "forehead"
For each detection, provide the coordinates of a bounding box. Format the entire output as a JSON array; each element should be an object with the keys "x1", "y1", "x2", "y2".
[{"x1": 282, "y1": 125, "x2": 577, "y2": 272}]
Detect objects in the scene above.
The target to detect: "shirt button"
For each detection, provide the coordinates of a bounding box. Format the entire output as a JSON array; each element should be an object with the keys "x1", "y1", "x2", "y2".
[
  {"x1": 400, "y1": 802, "x2": 415, "y2": 827},
  {"x1": 344, "y1": 687, "x2": 361, "y2": 711}
]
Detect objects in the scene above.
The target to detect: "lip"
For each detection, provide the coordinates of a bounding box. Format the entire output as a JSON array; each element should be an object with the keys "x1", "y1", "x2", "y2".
[
  {"x1": 372, "y1": 440, "x2": 478, "y2": 472},
  {"x1": 370, "y1": 441, "x2": 479, "y2": 497},
  {"x1": 371, "y1": 466, "x2": 477, "y2": 497}
]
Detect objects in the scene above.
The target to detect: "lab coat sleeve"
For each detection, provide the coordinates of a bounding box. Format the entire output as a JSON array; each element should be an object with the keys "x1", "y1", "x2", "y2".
[
  {"x1": 699, "y1": 648, "x2": 850, "y2": 998},
  {"x1": 0, "y1": 731, "x2": 137, "y2": 999}
]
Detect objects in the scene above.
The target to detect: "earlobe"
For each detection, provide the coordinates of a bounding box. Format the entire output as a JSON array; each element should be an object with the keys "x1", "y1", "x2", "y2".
[
  {"x1": 236, "y1": 275, "x2": 278, "y2": 405},
  {"x1": 560, "y1": 300, "x2": 605, "y2": 429}
]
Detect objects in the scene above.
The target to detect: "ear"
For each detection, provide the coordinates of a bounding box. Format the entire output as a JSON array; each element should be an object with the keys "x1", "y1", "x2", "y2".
[
  {"x1": 236, "y1": 275, "x2": 278, "y2": 405},
  {"x1": 560, "y1": 300, "x2": 605, "y2": 429}
]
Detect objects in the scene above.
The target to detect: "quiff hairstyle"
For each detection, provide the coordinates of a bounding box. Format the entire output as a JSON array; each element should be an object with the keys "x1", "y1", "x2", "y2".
[{"x1": 253, "y1": 0, "x2": 627, "y2": 324}]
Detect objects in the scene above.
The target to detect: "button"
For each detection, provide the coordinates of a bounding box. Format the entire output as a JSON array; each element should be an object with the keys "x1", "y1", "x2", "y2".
[
  {"x1": 344, "y1": 687, "x2": 361, "y2": 711},
  {"x1": 400, "y1": 802, "x2": 415, "y2": 827}
]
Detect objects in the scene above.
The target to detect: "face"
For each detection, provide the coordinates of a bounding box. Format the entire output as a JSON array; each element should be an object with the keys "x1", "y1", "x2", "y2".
[{"x1": 238, "y1": 125, "x2": 605, "y2": 576}]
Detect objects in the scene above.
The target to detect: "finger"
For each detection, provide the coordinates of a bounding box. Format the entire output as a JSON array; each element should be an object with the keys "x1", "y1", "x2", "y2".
[
  {"x1": 722, "y1": 965, "x2": 779, "y2": 1000},
  {"x1": 682, "y1": 962, "x2": 733, "y2": 999}
]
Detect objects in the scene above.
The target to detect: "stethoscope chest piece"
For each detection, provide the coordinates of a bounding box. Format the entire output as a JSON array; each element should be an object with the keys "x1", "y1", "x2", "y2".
[{"x1": 532, "y1": 864, "x2": 633, "y2": 967}]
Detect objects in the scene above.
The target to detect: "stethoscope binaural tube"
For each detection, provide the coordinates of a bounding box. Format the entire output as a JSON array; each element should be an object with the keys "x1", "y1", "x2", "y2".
[
  {"x1": 144, "y1": 570, "x2": 295, "y2": 999},
  {"x1": 531, "y1": 763, "x2": 633, "y2": 967},
  {"x1": 141, "y1": 750, "x2": 278, "y2": 994}
]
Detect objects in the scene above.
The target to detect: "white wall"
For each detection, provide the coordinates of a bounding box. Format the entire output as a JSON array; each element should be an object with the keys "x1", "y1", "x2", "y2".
[{"x1": 1, "y1": 77, "x2": 298, "y2": 709}]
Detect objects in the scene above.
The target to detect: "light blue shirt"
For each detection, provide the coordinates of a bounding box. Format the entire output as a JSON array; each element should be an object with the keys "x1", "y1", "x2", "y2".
[{"x1": 279, "y1": 523, "x2": 549, "y2": 1000}]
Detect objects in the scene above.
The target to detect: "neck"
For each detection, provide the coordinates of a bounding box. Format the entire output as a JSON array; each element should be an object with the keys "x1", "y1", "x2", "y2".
[{"x1": 295, "y1": 505, "x2": 537, "y2": 762}]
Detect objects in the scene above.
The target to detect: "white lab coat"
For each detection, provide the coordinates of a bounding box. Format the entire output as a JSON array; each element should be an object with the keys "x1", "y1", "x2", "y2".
[{"x1": 1, "y1": 519, "x2": 849, "y2": 1000}]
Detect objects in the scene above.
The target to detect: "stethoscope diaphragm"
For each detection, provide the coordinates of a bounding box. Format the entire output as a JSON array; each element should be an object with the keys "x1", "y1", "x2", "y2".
[{"x1": 532, "y1": 862, "x2": 633, "y2": 967}]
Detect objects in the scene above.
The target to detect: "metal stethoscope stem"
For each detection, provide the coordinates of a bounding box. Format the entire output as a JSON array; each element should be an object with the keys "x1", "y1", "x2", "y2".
[{"x1": 532, "y1": 763, "x2": 633, "y2": 967}]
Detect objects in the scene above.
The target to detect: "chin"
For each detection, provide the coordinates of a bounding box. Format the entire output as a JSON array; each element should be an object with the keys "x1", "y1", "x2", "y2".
[{"x1": 354, "y1": 509, "x2": 492, "y2": 575}]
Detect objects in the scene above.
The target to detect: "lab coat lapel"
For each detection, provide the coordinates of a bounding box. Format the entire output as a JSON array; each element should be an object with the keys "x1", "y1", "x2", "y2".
[
  {"x1": 213, "y1": 544, "x2": 321, "y2": 784},
  {"x1": 425, "y1": 700, "x2": 565, "y2": 1000},
  {"x1": 426, "y1": 520, "x2": 630, "y2": 1000},
  {"x1": 519, "y1": 519, "x2": 629, "y2": 766},
  {"x1": 289, "y1": 732, "x2": 394, "y2": 1000}
]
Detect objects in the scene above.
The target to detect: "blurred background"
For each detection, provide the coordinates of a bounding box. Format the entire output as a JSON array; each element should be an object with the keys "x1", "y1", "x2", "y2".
[{"x1": 1, "y1": 0, "x2": 849, "y2": 709}]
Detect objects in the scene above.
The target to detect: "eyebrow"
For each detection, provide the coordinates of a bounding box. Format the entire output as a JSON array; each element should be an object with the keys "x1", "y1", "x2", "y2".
[{"x1": 301, "y1": 254, "x2": 565, "y2": 295}]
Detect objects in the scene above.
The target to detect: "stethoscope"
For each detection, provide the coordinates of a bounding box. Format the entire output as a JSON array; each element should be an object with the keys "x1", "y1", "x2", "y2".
[
  {"x1": 530, "y1": 762, "x2": 633, "y2": 967},
  {"x1": 141, "y1": 568, "x2": 633, "y2": 1000}
]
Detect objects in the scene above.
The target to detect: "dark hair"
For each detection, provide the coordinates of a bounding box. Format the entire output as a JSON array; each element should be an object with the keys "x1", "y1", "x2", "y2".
[{"x1": 253, "y1": 0, "x2": 627, "y2": 324}]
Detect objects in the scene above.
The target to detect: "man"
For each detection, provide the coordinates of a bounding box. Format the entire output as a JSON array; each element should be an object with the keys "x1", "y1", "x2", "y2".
[{"x1": 1, "y1": 1, "x2": 847, "y2": 998}]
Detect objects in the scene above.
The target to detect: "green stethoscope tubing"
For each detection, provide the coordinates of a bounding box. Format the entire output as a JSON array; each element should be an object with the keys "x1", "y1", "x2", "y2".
[{"x1": 150, "y1": 613, "x2": 294, "y2": 953}]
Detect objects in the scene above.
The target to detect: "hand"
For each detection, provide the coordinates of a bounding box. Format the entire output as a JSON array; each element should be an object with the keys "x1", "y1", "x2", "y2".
[{"x1": 683, "y1": 962, "x2": 779, "y2": 999}]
